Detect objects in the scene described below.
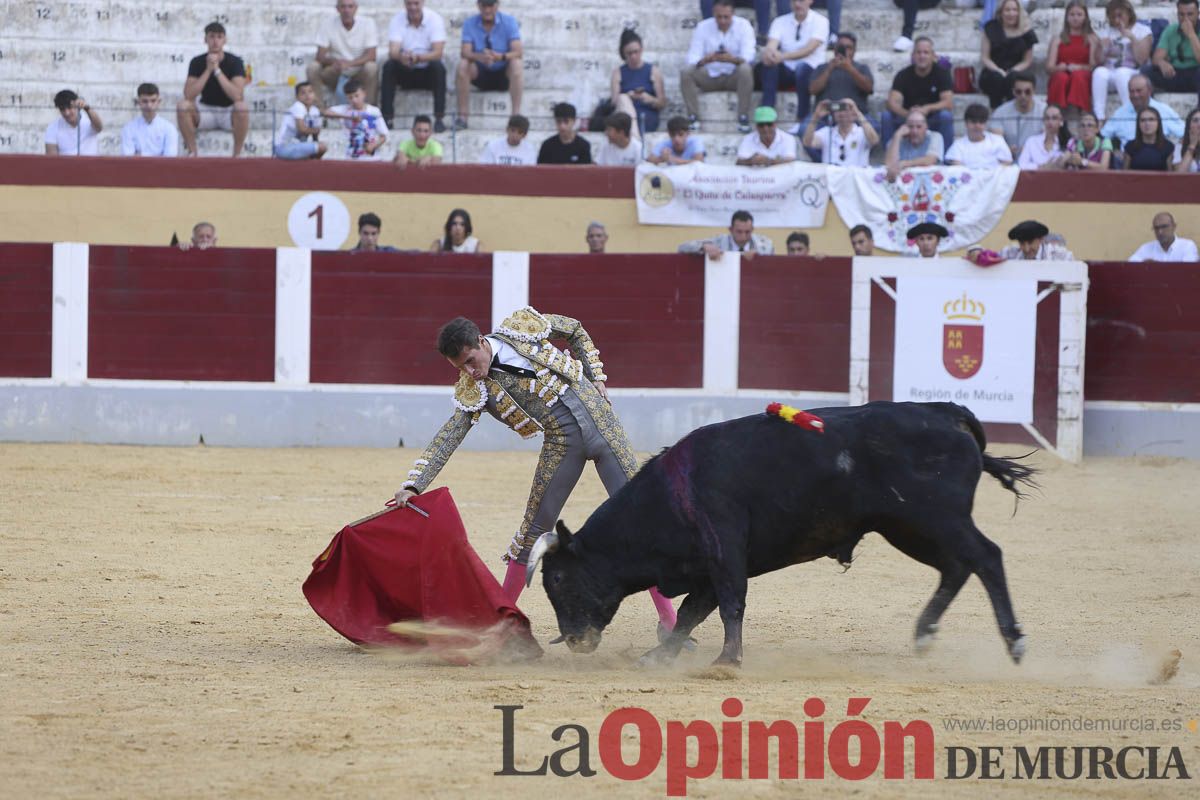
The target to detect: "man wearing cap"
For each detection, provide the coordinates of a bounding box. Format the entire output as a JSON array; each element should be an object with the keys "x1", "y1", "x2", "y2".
[
  {"x1": 907, "y1": 221, "x2": 947, "y2": 258},
  {"x1": 967, "y1": 220, "x2": 1074, "y2": 264},
  {"x1": 735, "y1": 106, "x2": 797, "y2": 166}
]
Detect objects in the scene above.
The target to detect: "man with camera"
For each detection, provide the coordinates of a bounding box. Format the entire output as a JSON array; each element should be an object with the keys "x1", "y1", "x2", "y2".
[
  {"x1": 801, "y1": 97, "x2": 877, "y2": 166},
  {"x1": 809, "y1": 32, "x2": 874, "y2": 121}
]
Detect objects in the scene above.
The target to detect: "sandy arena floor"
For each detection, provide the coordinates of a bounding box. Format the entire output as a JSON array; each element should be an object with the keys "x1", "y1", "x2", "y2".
[{"x1": 1, "y1": 441, "x2": 1198, "y2": 798}]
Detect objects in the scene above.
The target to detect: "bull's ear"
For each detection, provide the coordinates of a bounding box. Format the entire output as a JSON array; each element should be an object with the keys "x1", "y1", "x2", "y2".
[{"x1": 554, "y1": 519, "x2": 574, "y2": 548}]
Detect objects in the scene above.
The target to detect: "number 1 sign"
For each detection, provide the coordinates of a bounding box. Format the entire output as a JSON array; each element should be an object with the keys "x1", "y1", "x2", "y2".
[{"x1": 287, "y1": 192, "x2": 351, "y2": 250}]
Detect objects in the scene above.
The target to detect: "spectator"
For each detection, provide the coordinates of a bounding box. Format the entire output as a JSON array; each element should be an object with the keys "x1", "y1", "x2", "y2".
[
  {"x1": 885, "y1": 109, "x2": 944, "y2": 181},
  {"x1": 646, "y1": 116, "x2": 707, "y2": 164},
  {"x1": 810, "y1": 33, "x2": 874, "y2": 123},
  {"x1": 1092, "y1": 0, "x2": 1153, "y2": 121},
  {"x1": 802, "y1": 98, "x2": 878, "y2": 166},
  {"x1": 1064, "y1": 111, "x2": 1113, "y2": 170},
  {"x1": 431, "y1": 208, "x2": 481, "y2": 252},
  {"x1": 1018, "y1": 104, "x2": 1069, "y2": 169},
  {"x1": 351, "y1": 212, "x2": 400, "y2": 252},
  {"x1": 1100, "y1": 74, "x2": 1185, "y2": 147},
  {"x1": 120, "y1": 83, "x2": 178, "y2": 157},
  {"x1": 681, "y1": 0, "x2": 757, "y2": 133},
  {"x1": 455, "y1": 0, "x2": 523, "y2": 130},
  {"x1": 178, "y1": 222, "x2": 217, "y2": 251},
  {"x1": 479, "y1": 114, "x2": 536, "y2": 165},
  {"x1": 323, "y1": 78, "x2": 389, "y2": 160},
  {"x1": 1147, "y1": 0, "x2": 1200, "y2": 106},
  {"x1": 586, "y1": 222, "x2": 609, "y2": 253},
  {"x1": 1175, "y1": 107, "x2": 1200, "y2": 171},
  {"x1": 991, "y1": 72, "x2": 1045, "y2": 158},
  {"x1": 1123, "y1": 106, "x2": 1175, "y2": 171},
  {"x1": 699, "y1": 1, "x2": 788, "y2": 39},
  {"x1": 594, "y1": 112, "x2": 642, "y2": 166},
  {"x1": 611, "y1": 29, "x2": 667, "y2": 138},
  {"x1": 883, "y1": 37, "x2": 955, "y2": 149},
  {"x1": 538, "y1": 103, "x2": 592, "y2": 165},
  {"x1": 678, "y1": 210, "x2": 775, "y2": 258},
  {"x1": 849, "y1": 224, "x2": 875, "y2": 255},
  {"x1": 945, "y1": 104, "x2": 1012, "y2": 168},
  {"x1": 1046, "y1": 0, "x2": 1100, "y2": 116},
  {"x1": 978, "y1": 0, "x2": 1037, "y2": 110},
  {"x1": 907, "y1": 221, "x2": 947, "y2": 258},
  {"x1": 786, "y1": 231, "x2": 810, "y2": 255},
  {"x1": 382, "y1": 0, "x2": 448, "y2": 133},
  {"x1": 759, "y1": 0, "x2": 829, "y2": 129},
  {"x1": 177, "y1": 22, "x2": 248, "y2": 157},
  {"x1": 968, "y1": 220, "x2": 1075, "y2": 263},
  {"x1": 45, "y1": 90, "x2": 101, "y2": 156},
  {"x1": 307, "y1": 1, "x2": 379, "y2": 110},
  {"x1": 893, "y1": 0, "x2": 942, "y2": 53},
  {"x1": 1129, "y1": 212, "x2": 1199, "y2": 261},
  {"x1": 736, "y1": 106, "x2": 798, "y2": 166},
  {"x1": 394, "y1": 114, "x2": 444, "y2": 168},
  {"x1": 273, "y1": 81, "x2": 327, "y2": 160}
]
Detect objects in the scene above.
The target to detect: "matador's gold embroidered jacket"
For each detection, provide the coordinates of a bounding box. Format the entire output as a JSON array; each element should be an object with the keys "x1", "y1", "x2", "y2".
[{"x1": 401, "y1": 307, "x2": 633, "y2": 493}]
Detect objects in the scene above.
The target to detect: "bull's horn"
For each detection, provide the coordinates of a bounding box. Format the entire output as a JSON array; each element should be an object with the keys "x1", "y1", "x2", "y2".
[{"x1": 524, "y1": 532, "x2": 559, "y2": 587}]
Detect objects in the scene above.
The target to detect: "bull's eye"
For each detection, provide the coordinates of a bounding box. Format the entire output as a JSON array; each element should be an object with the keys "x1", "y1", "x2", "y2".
[{"x1": 551, "y1": 573, "x2": 563, "y2": 586}]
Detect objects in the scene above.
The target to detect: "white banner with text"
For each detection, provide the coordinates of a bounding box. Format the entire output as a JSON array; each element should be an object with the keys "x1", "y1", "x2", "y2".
[
  {"x1": 635, "y1": 162, "x2": 830, "y2": 228},
  {"x1": 894, "y1": 275, "x2": 1037, "y2": 424}
]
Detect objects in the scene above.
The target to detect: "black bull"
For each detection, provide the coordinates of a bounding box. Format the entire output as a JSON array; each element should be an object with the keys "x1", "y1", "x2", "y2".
[{"x1": 526, "y1": 401, "x2": 1038, "y2": 666}]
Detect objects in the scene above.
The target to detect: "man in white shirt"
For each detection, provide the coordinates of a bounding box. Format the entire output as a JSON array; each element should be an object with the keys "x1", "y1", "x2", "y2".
[
  {"x1": 45, "y1": 89, "x2": 102, "y2": 156},
  {"x1": 479, "y1": 113, "x2": 536, "y2": 165},
  {"x1": 801, "y1": 97, "x2": 877, "y2": 166},
  {"x1": 594, "y1": 112, "x2": 642, "y2": 167},
  {"x1": 945, "y1": 104, "x2": 1012, "y2": 169},
  {"x1": 1129, "y1": 212, "x2": 1200, "y2": 262},
  {"x1": 760, "y1": 0, "x2": 829, "y2": 128},
  {"x1": 382, "y1": 0, "x2": 447, "y2": 132},
  {"x1": 306, "y1": 0, "x2": 380, "y2": 108},
  {"x1": 679, "y1": 210, "x2": 776, "y2": 258},
  {"x1": 736, "y1": 106, "x2": 797, "y2": 166},
  {"x1": 120, "y1": 83, "x2": 179, "y2": 157},
  {"x1": 680, "y1": 0, "x2": 757, "y2": 133}
]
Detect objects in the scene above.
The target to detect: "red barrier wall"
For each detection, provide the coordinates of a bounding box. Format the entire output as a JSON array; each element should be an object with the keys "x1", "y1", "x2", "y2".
[
  {"x1": 1086, "y1": 261, "x2": 1200, "y2": 402},
  {"x1": 0, "y1": 243, "x2": 53, "y2": 378},
  {"x1": 529, "y1": 254, "x2": 705, "y2": 388},
  {"x1": 739, "y1": 256, "x2": 851, "y2": 392},
  {"x1": 310, "y1": 252, "x2": 491, "y2": 385},
  {"x1": 88, "y1": 246, "x2": 275, "y2": 381}
]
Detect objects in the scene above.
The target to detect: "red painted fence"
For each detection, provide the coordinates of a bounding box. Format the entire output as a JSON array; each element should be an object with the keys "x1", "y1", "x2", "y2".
[{"x1": 5, "y1": 246, "x2": 1200, "y2": 407}]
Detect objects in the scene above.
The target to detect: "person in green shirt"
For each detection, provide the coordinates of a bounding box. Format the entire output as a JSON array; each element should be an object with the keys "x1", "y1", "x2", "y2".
[
  {"x1": 393, "y1": 113, "x2": 444, "y2": 168},
  {"x1": 1147, "y1": 0, "x2": 1200, "y2": 103}
]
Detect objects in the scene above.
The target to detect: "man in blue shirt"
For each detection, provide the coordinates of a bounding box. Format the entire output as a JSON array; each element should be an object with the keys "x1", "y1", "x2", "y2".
[{"x1": 455, "y1": 0, "x2": 523, "y2": 129}]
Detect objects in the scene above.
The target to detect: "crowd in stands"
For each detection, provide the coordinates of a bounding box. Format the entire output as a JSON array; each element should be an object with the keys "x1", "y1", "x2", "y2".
[{"x1": 39, "y1": 0, "x2": 1200, "y2": 172}]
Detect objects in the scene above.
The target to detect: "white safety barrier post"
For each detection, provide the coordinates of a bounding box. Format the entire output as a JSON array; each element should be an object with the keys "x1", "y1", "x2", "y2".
[
  {"x1": 51, "y1": 242, "x2": 89, "y2": 384},
  {"x1": 492, "y1": 251, "x2": 530, "y2": 325},
  {"x1": 1056, "y1": 275, "x2": 1089, "y2": 462},
  {"x1": 702, "y1": 251, "x2": 741, "y2": 392},
  {"x1": 275, "y1": 247, "x2": 312, "y2": 384}
]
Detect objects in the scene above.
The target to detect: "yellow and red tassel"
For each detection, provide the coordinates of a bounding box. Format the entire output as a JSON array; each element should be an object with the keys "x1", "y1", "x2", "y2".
[{"x1": 766, "y1": 402, "x2": 825, "y2": 433}]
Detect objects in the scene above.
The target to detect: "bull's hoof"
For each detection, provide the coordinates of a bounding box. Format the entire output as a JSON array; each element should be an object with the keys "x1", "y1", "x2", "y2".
[
  {"x1": 914, "y1": 623, "x2": 938, "y2": 655},
  {"x1": 1007, "y1": 635, "x2": 1028, "y2": 664},
  {"x1": 712, "y1": 655, "x2": 742, "y2": 668},
  {"x1": 637, "y1": 645, "x2": 678, "y2": 669}
]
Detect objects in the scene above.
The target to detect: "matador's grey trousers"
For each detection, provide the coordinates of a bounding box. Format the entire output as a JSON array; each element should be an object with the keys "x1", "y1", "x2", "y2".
[{"x1": 510, "y1": 388, "x2": 630, "y2": 564}]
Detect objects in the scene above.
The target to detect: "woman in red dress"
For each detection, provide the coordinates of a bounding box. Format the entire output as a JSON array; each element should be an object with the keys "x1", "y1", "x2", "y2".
[{"x1": 1047, "y1": 0, "x2": 1101, "y2": 114}]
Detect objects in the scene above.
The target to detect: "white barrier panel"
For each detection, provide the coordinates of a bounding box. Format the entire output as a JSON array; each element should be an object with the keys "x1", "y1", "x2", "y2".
[
  {"x1": 51, "y1": 242, "x2": 89, "y2": 384},
  {"x1": 274, "y1": 247, "x2": 312, "y2": 384}
]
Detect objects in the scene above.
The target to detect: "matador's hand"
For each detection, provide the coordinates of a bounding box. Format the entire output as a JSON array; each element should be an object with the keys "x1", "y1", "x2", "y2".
[{"x1": 592, "y1": 380, "x2": 610, "y2": 403}]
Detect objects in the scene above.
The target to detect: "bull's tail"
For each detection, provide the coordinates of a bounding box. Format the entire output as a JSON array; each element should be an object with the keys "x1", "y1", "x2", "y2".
[
  {"x1": 949, "y1": 402, "x2": 1039, "y2": 500},
  {"x1": 982, "y1": 453, "x2": 1039, "y2": 499}
]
